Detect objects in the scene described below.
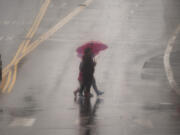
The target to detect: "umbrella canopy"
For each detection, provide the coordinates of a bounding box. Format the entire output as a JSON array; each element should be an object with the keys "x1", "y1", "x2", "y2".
[{"x1": 76, "y1": 41, "x2": 108, "y2": 58}]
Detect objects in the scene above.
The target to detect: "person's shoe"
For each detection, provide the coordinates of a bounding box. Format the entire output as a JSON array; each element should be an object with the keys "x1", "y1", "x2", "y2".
[
  {"x1": 97, "y1": 91, "x2": 104, "y2": 96},
  {"x1": 84, "y1": 92, "x2": 93, "y2": 98}
]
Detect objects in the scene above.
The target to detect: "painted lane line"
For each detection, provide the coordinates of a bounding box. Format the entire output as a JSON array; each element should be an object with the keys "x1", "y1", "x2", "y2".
[
  {"x1": 7, "y1": 65, "x2": 17, "y2": 93},
  {"x1": 164, "y1": 24, "x2": 180, "y2": 95},
  {"x1": 2, "y1": 0, "x2": 93, "y2": 93},
  {"x1": 25, "y1": 0, "x2": 93, "y2": 52},
  {"x1": 22, "y1": 0, "x2": 51, "y2": 52},
  {"x1": 1, "y1": 0, "x2": 51, "y2": 93},
  {"x1": 5, "y1": 0, "x2": 94, "y2": 77},
  {"x1": 2, "y1": 70, "x2": 12, "y2": 93},
  {"x1": 2, "y1": 42, "x2": 24, "y2": 77},
  {"x1": 0, "y1": 75, "x2": 7, "y2": 90},
  {"x1": 2, "y1": 0, "x2": 51, "y2": 76}
]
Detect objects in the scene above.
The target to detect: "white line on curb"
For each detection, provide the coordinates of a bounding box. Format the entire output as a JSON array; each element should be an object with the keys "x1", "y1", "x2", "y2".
[{"x1": 164, "y1": 24, "x2": 180, "y2": 95}]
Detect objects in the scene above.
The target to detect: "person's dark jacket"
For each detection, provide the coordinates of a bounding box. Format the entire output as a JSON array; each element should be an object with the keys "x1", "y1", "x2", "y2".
[{"x1": 81, "y1": 55, "x2": 95, "y2": 85}]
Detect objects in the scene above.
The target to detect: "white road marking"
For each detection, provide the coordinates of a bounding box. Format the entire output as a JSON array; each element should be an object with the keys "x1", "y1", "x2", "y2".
[
  {"x1": 164, "y1": 24, "x2": 180, "y2": 95},
  {"x1": 9, "y1": 118, "x2": 36, "y2": 127}
]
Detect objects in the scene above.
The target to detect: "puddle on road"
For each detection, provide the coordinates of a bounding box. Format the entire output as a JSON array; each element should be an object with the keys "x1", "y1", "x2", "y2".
[{"x1": 0, "y1": 95, "x2": 41, "y2": 127}]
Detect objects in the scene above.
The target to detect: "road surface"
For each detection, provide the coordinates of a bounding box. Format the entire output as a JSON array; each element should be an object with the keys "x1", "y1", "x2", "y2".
[{"x1": 0, "y1": 0, "x2": 180, "y2": 135}]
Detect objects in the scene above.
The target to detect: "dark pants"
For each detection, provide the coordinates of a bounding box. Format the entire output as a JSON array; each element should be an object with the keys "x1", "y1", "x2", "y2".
[
  {"x1": 92, "y1": 77, "x2": 99, "y2": 95},
  {"x1": 79, "y1": 81, "x2": 92, "y2": 96}
]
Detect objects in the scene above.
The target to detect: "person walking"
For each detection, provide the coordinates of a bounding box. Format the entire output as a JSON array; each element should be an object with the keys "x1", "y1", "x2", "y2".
[
  {"x1": 74, "y1": 49, "x2": 103, "y2": 97},
  {"x1": 78, "y1": 48, "x2": 95, "y2": 97},
  {"x1": 74, "y1": 41, "x2": 107, "y2": 97}
]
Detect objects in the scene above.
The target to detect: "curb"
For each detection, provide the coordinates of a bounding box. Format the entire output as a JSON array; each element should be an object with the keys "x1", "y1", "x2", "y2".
[{"x1": 164, "y1": 24, "x2": 180, "y2": 95}]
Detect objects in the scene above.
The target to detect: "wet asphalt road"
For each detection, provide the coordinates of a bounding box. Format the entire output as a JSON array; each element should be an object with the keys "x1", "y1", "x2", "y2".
[{"x1": 1, "y1": 0, "x2": 180, "y2": 135}]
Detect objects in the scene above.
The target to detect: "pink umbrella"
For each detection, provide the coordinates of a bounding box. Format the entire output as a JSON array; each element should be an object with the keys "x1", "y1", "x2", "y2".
[{"x1": 76, "y1": 41, "x2": 108, "y2": 58}]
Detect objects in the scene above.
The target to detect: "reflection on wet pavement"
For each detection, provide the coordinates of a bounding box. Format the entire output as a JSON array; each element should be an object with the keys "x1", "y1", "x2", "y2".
[
  {"x1": 1, "y1": 0, "x2": 180, "y2": 134},
  {"x1": 9, "y1": 96, "x2": 37, "y2": 117},
  {"x1": 75, "y1": 98, "x2": 102, "y2": 135},
  {"x1": 0, "y1": 95, "x2": 40, "y2": 127}
]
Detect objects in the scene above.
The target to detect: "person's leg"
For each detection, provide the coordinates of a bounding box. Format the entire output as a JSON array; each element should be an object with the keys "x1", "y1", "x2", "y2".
[
  {"x1": 74, "y1": 80, "x2": 81, "y2": 96},
  {"x1": 92, "y1": 77, "x2": 104, "y2": 96},
  {"x1": 79, "y1": 83, "x2": 85, "y2": 96},
  {"x1": 84, "y1": 83, "x2": 93, "y2": 97},
  {"x1": 92, "y1": 77, "x2": 99, "y2": 94},
  {"x1": 73, "y1": 88, "x2": 79, "y2": 96}
]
